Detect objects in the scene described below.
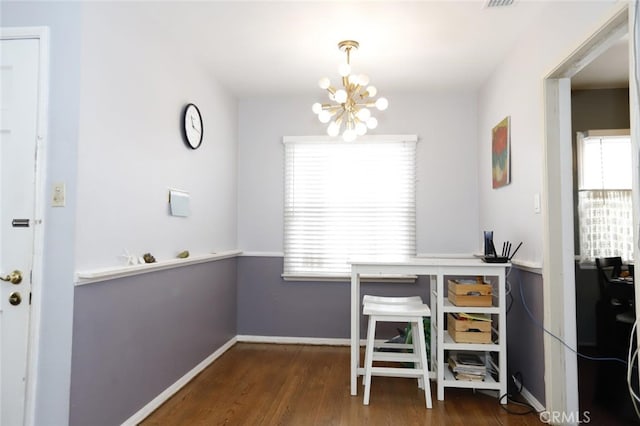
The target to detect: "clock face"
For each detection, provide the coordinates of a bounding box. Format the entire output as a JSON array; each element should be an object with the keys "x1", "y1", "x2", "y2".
[{"x1": 183, "y1": 103, "x2": 203, "y2": 149}]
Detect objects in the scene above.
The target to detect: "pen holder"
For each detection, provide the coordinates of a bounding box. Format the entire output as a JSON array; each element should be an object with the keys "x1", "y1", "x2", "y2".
[{"x1": 483, "y1": 231, "x2": 493, "y2": 256}]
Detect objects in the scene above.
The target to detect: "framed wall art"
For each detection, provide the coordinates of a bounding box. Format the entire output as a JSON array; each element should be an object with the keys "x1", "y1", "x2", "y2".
[{"x1": 492, "y1": 116, "x2": 510, "y2": 189}]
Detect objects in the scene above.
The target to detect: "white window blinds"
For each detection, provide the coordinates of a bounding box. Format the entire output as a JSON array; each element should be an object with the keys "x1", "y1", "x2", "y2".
[{"x1": 283, "y1": 137, "x2": 417, "y2": 278}]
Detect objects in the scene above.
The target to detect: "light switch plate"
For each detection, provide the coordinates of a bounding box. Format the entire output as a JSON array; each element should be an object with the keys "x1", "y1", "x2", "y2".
[
  {"x1": 533, "y1": 193, "x2": 541, "y2": 214},
  {"x1": 52, "y1": 182, "x2": 65, "y2": 207}
]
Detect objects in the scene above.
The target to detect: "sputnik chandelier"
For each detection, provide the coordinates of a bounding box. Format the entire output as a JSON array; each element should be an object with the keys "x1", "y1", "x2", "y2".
[{"x1": 312, "y1": 40, "x2": 388, "y2": 142}]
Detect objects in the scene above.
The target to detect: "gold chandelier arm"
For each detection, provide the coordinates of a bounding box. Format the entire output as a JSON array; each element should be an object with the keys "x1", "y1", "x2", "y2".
[
  {"x1": 355, "y1": 101, "x2": 377, "y2": 108},
  {"x1": 325, "y1": 86, "x2": 336, "y2": 95},
  {"x1": 323, "y1": 105, "x2": 342, "y2": 114}
]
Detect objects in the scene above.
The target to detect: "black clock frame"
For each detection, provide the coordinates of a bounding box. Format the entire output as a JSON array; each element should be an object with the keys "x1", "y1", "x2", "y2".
[{"x1": 182, "y1": 103, "x2": 203, "y2": 150}]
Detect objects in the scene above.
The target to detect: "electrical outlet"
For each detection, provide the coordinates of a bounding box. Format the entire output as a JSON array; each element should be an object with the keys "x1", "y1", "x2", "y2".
[{"x1": 52, "y1": 182, "x2": 65, "y2": 207}]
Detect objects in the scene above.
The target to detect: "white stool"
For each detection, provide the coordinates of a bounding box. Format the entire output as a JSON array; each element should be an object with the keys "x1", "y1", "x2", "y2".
[
  {"x1": 362, "y1": 295, "x2": 423, "y2": 305},
  {"x1": 362, "y1": 300, "x2": 432, "y2": 408}
]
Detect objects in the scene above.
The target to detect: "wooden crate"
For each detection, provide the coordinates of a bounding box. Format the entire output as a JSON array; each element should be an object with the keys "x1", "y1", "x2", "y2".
[
  {"x1": 447, "y1": 279, "x2": 493, "y2": 307},
  {"x1": 447, "y1": 290, "x2": 492, "y2": 307},
  {"x1": 447, "y1": 314, "x2": 492, "y2": 343},
  {"x1": 447, "y1": 279, "x2": 492, "y2": 295},
  {"x1": 447, "y1": 313, "x2": 492, "y2": 332}
]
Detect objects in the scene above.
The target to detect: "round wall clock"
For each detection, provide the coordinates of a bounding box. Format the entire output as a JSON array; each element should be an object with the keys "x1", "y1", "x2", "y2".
[{"x1": 182, "y1": 103, "x2": 203, "y2": 149}]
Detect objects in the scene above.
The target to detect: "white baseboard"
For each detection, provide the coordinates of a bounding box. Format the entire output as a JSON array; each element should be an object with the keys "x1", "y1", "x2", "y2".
[
  {"x1": 513, "y1": 376, "x2": 546, "y2": 412},
  {"x1": 121, "y1": 336, "x2": 237, "y2": 426},
  {"x1": 520, "y1": 385, "x2": 545, "y2": 413},
  {"x1": 236, "y1": 335, "x2": 350, "y2": 346}
]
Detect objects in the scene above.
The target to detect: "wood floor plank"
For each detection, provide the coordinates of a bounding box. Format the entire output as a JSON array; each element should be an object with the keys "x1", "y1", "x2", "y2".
[{"x1": 141, "y1": 343, "x2": 543, "y2": 425}]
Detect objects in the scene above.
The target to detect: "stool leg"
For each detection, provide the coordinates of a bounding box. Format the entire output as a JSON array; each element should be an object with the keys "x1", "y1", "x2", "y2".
[
  {"x1": 411, "y1": 320, "x2": 424, "y2": 389},
  {"x1": 417, "y1": 317, "x2": 432, "y2": 409},
  {"x1": 363, "y1": 316, "x2": 377, "y2": 405}
]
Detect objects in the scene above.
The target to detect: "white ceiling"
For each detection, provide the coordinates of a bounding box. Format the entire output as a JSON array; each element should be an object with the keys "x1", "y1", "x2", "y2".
[
  {"x1": 140, "y1": 0, "x2": 554, "y2": 97},
  {"x1": 136, "y1": 1, "x2": 628, "y2": 97}
]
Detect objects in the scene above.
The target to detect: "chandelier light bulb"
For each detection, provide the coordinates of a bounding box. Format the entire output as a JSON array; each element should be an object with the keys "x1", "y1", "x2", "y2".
[
  {"x1": 366, "y1": 85, "x2": 377, "y2": 97},
  {"x1": 343, "y1": 128, "x2": 357, "y2": 142},
  {"x1": 356, "y1": 122, "x2": 368, "y2": 136},
  {"x1": 318, "y1": 110, "x2": 332, "y2": 123},
  {"x1": 327, "y1": 121, "x2": 340, "y2": 137},
  {"x1": 318, "y1": 77, "x2": 331, "y2": 90},
  {"x1": 356, "y1": 108, "x2": 371, "y2": 121},
  {"x1": 338, "y1": 63, "x2": 351, "y2": 77},
  {"x1": 366, "y1": 117, "x2": 378, "y2": 129},
  {"x1": 312, "y1": 102, "x2": 322, "y2": 114},
  {"x1": 358, "y1": 74, "x2": 370, "y2": 86},
  {"x1": 334, "y1": 89, "x2": 348, "y2": 104},
  {"x1": 375, "y1": 97, "x2": 389, "y2": 111}
]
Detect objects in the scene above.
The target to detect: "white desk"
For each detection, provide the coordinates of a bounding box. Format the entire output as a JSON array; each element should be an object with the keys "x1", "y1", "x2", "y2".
[{"x1": 350, "y1": 257, "x2": 508, "y2": 401}]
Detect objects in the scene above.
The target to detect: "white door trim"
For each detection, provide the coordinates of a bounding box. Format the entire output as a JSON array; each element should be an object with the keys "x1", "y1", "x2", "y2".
[
  {"x1": 542, "y1": 5, "x2": 630, "y2": 418},
  {"x1": 0, "y1": 26, "x2": 50, "y2": 426},
  {"x1": 629, "y1": 0, "x2": 640, "y2": 401}
]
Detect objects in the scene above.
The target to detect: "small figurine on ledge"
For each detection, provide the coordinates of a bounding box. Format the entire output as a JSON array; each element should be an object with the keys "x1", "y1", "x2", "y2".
[
  {"x1": 143, "y1": 253, "x2": 156, "y2": 263},
  {"x1": 177, "y1": 250, "x2": 190, "y2": 259}
]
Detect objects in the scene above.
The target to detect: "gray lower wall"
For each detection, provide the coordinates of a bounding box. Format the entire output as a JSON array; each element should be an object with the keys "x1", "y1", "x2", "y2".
[
  {"x1": 237, "y1": 256, "x2": 432, "y2": 339},
  {"x1": 69, "y1": 258, "x2": 237, "y2": 426},
  {"x1": 507, "y1": 268, "x2": 545, "y2": 405}
]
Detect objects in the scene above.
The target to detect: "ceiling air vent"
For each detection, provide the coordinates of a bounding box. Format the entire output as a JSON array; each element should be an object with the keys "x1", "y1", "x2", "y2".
[{"x1": 485, "y1": 0, "x2": 514, "y2": 7}]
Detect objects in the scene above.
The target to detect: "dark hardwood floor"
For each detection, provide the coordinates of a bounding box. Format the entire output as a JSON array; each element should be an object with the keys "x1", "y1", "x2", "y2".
[{"x1": 141, "y1": 343, "x2": 543, "y2": 425}]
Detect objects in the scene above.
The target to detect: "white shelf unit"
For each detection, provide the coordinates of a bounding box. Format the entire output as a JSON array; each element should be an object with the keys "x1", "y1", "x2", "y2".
[
  {"x1": 349, "y1": 257, "x2": 509, "y2": 401},
  {"x1": 430, "y1": 272, "x2": 507, "y2": 402}
]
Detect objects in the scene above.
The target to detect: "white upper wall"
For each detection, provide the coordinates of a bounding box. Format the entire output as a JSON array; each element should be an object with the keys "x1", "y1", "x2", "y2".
[
  {"x1": 75, "y1": 3, "x2": 238, "y2": 270},
  {"x1": 477, "y1": 0, "x2": 625, "y2": 265},
  {"x1": 238, "y1": 92, "x2": 480, "y2": 255}
]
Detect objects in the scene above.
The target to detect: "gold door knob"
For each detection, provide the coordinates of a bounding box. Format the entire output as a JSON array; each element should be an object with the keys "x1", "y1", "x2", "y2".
[
  {"x1": 0, "y1": 270, "x2": 22, "y2": 285},
  {"x1": 8, "y1": 292, "x2": 21, "y2": 306}
]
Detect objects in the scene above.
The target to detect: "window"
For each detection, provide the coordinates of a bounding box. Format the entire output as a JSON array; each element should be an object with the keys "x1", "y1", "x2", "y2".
[
  {"x1": 577, "y1": 129, "x2": 633, "y2": 262},
  {"x1": 283, "y1": 136, "x2": 417, "y2": 278}
]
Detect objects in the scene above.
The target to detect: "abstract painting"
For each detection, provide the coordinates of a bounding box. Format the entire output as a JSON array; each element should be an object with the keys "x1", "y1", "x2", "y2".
[{"x1": 492, "y1": 116, "x2": 510, "y2": 188}]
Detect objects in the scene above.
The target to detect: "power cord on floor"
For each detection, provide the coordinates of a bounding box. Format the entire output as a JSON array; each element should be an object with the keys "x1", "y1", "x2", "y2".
[{"x1": 626, "y1": 320, "x2": 640, "y2": 419}]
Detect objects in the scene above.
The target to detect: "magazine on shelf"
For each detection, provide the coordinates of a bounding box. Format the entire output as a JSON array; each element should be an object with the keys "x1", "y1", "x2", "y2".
[{"x1": 448, "y1": 352, "x2": 486, "y2": 381}]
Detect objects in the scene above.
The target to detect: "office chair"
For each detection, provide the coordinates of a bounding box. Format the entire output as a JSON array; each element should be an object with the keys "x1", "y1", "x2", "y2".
[{"x1": 595, "y1": 256, "x2": 623, "y2": 303}]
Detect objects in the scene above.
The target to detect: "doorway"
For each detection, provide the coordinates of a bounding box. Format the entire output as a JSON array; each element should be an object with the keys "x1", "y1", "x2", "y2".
[
  {"x1": 543, "y1": 3, "x2": 638, "y2": 422},
  {"x1": 0, "y1": 27, "x2": 49, "y2": 425}
]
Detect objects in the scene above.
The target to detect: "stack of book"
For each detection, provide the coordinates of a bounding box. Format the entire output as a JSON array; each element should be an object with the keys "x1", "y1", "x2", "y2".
[{"x1": 448, "y1": 352, "x2": 486, "y2": 381}]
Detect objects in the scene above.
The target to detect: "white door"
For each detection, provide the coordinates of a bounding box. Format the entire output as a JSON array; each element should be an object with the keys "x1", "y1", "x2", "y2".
[{"x1": 0, "y1": 37, "x2": 40, "y2": 426}]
